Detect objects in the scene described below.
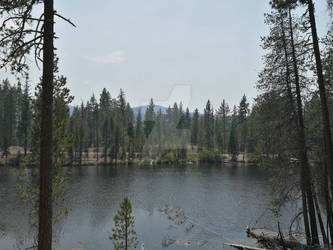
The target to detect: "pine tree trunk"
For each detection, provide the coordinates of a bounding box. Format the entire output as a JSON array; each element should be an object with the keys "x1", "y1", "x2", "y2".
[
  {"x1": 324, "y1": 159, "x2": 333, "y2": 244},
  {"x1": 125, "y1": 218, "x2": 128, "y2": 250},
  {"x1": 288, "y1": 7, "x2": 319, "y2": 245},
  {"x1": 280, "y1": 12, "x2": 312, "y2": 243},
  {"x1": 307, "y1": 0, "x2": 333, "y2": 207},
  {"x1": 38, "y1": 0, "x2": 54, "y2": 249},
  {"x1": 313, "y1": 186, "x2": 328, "y2": 245},
  {"x1": 280, "y1": 12, "x2": 295, "y2": 114},
  {"x1": 302, "y1": 190, "x2": 312, "y2": 245}
]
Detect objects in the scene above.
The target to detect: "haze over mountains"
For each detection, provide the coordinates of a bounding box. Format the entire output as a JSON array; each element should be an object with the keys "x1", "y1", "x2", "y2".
[{"x1": 132, "y1": 105, "x2": 168, "y2": 117}]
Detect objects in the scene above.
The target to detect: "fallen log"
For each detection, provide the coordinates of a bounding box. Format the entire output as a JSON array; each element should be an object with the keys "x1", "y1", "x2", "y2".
[
  {"x1": 225, "y1": 242, "x2": 267, "y2": 250},
  {"x1": 246, "y1": 227, "x2": 307, "y2": 250}
]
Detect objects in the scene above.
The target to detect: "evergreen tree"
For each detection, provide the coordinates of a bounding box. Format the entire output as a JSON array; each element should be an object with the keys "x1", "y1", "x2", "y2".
[
  {"x1": 238, "y1": 94, "x2": 249, "y2": 160},
  {"x1": 78, "y1": 102, "x2": 85, "y2": 166},
  {"x1": 217, "y1": 99, "x2": 230, "y2": 153},
  {"x1": 144, "y1": 98, "x2": 155, "y2": 138},
  {"x1": 215, "y1": 116, "x2": 223, "y2": 153},
  {"x1": 92, "y1": 96, "x2": 100, "y2": 160},
  {"x1": 191, "y1": 108, "x2": 199, "y2": 147},
  {"x1": 118, "y1": 89, "x2": 127, "y2": 158},
  {"x1": 113, "y1": 122, "x2": 120, "y2": 164},
  {"x1": 126, "y1": 103, "x2": 135, "y2": 160},
  {"x1": 19, "y1": 72, "x2": 73, "y2": 250},
  {"x1": 228, "y1": 106, "x2": 238, "y2": 161},
  {"x1": 30, "y1": 74, "x2": 74, "y2": 166},
  {"x1": 203, "y1": 100, "x2": 214, "y2": 150},
  {"x1": 257, "y1": 7, "x2": 322, "y2": 245},
  {"x1": 0, "y1": 80, "x2": 15, "y2": 159},
  {"x1": 3, "y1": 81, "x2": 16, "y2": 146},
  {"x1": 135, "y1": 110, "x2": 143, "y2": 157},
  {"x1": 102, "y1": 116, "x2": 110, "y2": 163},
  {"x1": 184, "y1": 108, "x2": 191, "y2": 129},
  {"x1": 18, "y1": 81, "x2": 32, "y2": 156},
  {"x1": 238, "y1": 95, "x2": 249, "y2": 123},
  {"x1": 100, "y1": 88, "x2": 112, "y2": 113},
  {"x1": 110, "y1": 197, "x2": 138, "y2": 250}
]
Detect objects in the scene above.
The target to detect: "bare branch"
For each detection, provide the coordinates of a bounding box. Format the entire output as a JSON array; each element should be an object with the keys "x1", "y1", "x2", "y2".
[{"x1": 54, "y1": 12, "x2": 76, "y2": 27}]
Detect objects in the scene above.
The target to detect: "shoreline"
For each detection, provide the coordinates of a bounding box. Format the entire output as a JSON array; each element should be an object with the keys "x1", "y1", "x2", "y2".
[{"x1": 0, "y1": 146, "x2": 255, "y2": 167}]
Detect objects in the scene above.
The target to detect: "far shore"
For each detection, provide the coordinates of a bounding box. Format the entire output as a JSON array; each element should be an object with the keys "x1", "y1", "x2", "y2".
[{"x1": 0, "y1": 146, "x2": 253, "y2": 167}]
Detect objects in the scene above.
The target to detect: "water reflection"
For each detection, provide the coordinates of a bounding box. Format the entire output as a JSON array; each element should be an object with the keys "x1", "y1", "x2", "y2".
[{"x1": 0, "y1": 164, "x2": 296, "y2": 249}]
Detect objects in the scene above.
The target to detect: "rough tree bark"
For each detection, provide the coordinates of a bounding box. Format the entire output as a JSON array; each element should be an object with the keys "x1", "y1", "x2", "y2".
[{"x1": 38, "y1": 0, "x2": 54, "y2": 249}]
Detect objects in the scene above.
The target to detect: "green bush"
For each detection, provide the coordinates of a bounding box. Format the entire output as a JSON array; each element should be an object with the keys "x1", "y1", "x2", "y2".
[
  {"x1": 198, "y1": 150, "x2": 222, "y2": 163},
  {"x1": 141, "y1": 157, "x2": 152, "y2": 166},
  {"x1": 157, "y1": 152, "x2": 175, "y2": 164},
  {"x1": 186, "y1": 153, "x2": 198, "y2": 162},
  {"x1": 247, "y1": 153, "x2": 258, "y2": 163}
]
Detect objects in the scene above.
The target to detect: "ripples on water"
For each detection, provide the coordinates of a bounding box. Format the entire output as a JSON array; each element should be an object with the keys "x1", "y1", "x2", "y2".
[{"x1": 0, "y1": 164, "x2": 298, "y2": 249}]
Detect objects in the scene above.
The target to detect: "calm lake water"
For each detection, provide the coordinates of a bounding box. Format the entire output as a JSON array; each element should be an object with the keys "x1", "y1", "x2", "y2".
[{"x1": 0, "y1": 164, "x2": 298, "y2": 250}]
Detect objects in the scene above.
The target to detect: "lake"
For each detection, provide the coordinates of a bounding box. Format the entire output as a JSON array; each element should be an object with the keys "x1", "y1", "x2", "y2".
[{"x1": 0, "y1": 164, "x2": 298, "y2": 250}]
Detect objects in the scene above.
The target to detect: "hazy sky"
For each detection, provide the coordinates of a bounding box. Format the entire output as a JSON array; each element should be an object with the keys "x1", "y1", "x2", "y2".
[{"x1": 8, "y1": 0, "x2": 332, "y2": 111}]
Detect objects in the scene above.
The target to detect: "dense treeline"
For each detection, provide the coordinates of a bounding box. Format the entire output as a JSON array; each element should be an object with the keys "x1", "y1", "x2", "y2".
[
  {"x1": 0, "y1": 80, "x2": 254, "y2": 165},
  {"x1": 0, "y1": 79, "x2": 32, "y2": 162},
  {"x1": 69, "y1": 92, "x2": 251, "y2": 164}
]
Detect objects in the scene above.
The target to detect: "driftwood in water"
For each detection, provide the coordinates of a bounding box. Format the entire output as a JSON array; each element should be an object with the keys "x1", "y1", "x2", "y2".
[
  {"x1": 246, "y1": 228, "x2": 307, "y2": 249},
  {"x1": 225, "y1": 243, "x2": 267, "y2": 250},
  {"x1": 161, "y1": 237, "x2": 176, "y2": 247}
]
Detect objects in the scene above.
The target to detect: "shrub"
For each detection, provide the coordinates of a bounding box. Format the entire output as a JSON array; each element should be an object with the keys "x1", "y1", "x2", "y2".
[
  {"x1": 140, "y1": 157, "x2": 152, "y2": 166},
  {"x1": 198, "y1": 150, "x2": 222, "y2": 163},
  {"x1": 157, "y1": 152, "x2": 175, "y2": 164},
  {"x1": 186, "y1": 153, "x2": 198, "y2": 162}
]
